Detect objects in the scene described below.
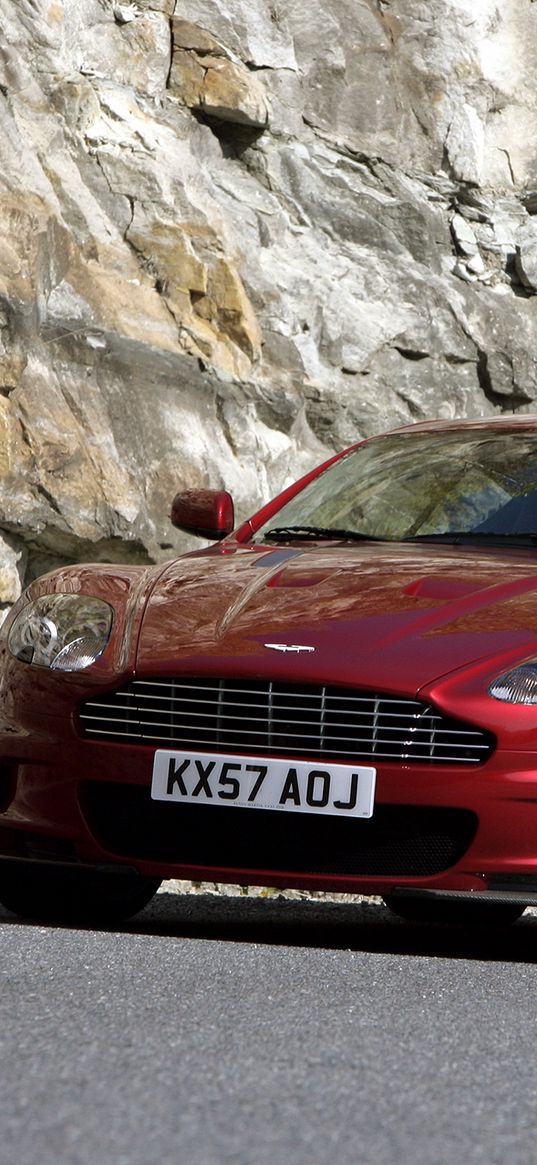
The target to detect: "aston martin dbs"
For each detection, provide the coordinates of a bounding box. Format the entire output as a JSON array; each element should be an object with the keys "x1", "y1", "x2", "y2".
[{"x1": 2, "y1": 416, "x2": 537, "y2": 926}]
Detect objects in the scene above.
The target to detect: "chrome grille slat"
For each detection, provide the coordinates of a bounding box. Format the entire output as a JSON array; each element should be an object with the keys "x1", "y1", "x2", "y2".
[
  {"x1": 83, "y1": 698, "x2": 467, "y2": 730},
  {"x1": 79, "y1": 679, "x2": 494, "y2": 765},
  {"x1": 80, "y1": 713, "x2": 488, "y2": 746},
  {"x1": 80, "y1": 722, "x2": 486, "y2": 746},
  {"x1": 80, "y1": 728, "x2": 486, "y2": 761},
  {"x1": 132, "y1": 684, "x2": 425, "y2": 708}
]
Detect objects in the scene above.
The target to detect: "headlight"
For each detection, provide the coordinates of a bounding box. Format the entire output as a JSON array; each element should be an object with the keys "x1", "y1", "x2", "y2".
[
  {"x1": 7, "y1": 595, "x2": 114, "y2": 671},
  {"x1": 489, "y1": 663, "x2": 537, "y2": 704}
]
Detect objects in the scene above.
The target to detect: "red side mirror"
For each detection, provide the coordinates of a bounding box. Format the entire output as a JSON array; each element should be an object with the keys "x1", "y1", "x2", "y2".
[{"x1": 170, "y1": 489, "x2": 235, "y2": 540}]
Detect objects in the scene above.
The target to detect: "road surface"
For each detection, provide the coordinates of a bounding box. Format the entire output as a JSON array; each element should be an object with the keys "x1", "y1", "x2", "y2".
[{"x1": 1, "y1": 887, "x2": 536, "y2": 1165}]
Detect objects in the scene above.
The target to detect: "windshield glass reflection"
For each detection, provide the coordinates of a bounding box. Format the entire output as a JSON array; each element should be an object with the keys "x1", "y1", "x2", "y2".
[{"x1": 254, "y1": 429, "x2": 537, "y2": 544}]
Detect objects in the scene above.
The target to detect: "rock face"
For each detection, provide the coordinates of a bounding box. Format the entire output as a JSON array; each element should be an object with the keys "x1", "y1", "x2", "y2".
[{"x1": 1, "y1": 0, "x2": 537, "y2": 606}]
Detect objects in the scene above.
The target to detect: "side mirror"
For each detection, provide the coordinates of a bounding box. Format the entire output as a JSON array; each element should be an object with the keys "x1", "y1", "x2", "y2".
[{"x1": 170, "y1": 489, "x2": 235, "y2": 540}]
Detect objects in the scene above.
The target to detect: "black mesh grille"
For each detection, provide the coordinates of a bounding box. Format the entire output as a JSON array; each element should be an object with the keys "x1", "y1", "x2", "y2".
[
  {"x1": 79, "y1": 678, "x2": 493, "y2": 766},
  {"x1": 79, "y1": 782, "x2": 478, "y2": 877}
]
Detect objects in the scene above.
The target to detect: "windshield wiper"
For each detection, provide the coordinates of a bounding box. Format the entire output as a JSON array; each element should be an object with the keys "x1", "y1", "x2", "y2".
[
  {"x1": 262, "y1": 525, "x2": 384, "y2": 543},
  {"x1": 404, "y1": 532, "x2": 537, "y2": 545},
  {"x1": 263, "y1": 528, "x2": 537, "y2": 546}
]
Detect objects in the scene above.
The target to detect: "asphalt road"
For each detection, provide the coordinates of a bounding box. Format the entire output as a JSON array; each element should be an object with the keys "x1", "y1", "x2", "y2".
[{"x1": 2, "y1": 888, "x2": 537, "y2": 1165}]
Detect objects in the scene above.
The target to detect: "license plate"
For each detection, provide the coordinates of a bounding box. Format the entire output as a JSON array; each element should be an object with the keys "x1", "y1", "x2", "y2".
[{"x1": 151, "y1": 750, "x2": 376, "y2": 818}]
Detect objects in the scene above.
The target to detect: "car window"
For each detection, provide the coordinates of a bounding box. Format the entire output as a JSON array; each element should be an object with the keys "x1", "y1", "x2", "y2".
[{"x1": 253, "y1": 430, "x2": 537, "y2": 542}]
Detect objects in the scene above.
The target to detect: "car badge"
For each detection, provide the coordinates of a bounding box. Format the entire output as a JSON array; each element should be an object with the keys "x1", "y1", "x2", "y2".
[{"x1": 264, "y1": 643, "x2": 315, "y2": 653}]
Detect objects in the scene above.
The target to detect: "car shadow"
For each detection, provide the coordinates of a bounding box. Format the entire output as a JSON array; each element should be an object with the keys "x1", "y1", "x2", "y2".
[
  {"x1": 128, "y1": 889, "x2": 537, "y2": 963},
  {"x1": 1, "y1": 890, "x2": 537, "y2": 963}
]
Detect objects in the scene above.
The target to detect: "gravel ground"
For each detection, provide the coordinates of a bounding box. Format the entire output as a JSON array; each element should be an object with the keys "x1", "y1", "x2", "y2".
[{"x1": 161, "y1": 879, "x2": 380, "y2": 903}]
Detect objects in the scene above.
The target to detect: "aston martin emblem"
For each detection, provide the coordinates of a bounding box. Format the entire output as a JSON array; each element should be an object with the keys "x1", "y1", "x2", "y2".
[{"x1": 264, "y1": 643, "x2": 315, "y2": 653}]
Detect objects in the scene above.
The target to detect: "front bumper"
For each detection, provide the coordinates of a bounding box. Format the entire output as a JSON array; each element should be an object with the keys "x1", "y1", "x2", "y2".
[{"x1": 2, "y1": 718, "x2": 537, "y2": 899}]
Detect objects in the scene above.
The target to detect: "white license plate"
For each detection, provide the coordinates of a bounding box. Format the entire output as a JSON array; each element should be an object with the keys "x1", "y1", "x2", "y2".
[{"x1": 151, "y1": 750, "x2": 376, "y2": 818}]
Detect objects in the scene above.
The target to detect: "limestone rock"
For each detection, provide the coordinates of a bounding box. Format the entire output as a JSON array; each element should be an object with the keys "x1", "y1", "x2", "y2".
[
  {"x1": 169, "y1": 19, "x2": 268, "y2": 127},
  {"x1": 1, "y1": 0, "x2": 537, "y2": 592},
  {"x1": 0, "y1": 531, "x2": 26, "y2": 615},
  {"x1": 451, "y1": 214, "x2": 479, "y2": 258},
  {"x1": 174, "y1": 0, "x2": 297, "y2": 69},
  {"x1": 199, "y1": 58, "x2": 267, "y2": 128},
  {"x1": 516, "y1": 221, "x2": 537, "y2": 292},
  {"x1": 78, "y1": 10, "x2": 171, "y2": 98}
]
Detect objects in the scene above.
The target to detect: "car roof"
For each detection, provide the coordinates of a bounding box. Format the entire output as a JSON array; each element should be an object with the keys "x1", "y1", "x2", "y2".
[{"x1": 384, "y1": 414, "x2": 537, "y2": 436}]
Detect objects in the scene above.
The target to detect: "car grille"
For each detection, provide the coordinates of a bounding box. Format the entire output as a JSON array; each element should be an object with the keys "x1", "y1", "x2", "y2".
[
  {"x1": 79, "y1": 678, "x2": 494, "y2": 766},
  {"x1": 79, "y1": 782, "x2": 478, "y2": 877}
]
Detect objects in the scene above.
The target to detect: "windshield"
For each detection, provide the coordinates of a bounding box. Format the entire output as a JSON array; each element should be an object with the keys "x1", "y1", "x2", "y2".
[{"x1": 253, "y1": 428, "x2": 537, "y2": 544}]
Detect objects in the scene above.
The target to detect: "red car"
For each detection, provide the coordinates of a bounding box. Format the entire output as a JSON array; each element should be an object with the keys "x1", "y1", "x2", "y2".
[{"x1": 2, "y1": 415, "x2": 537, "y2": 927}]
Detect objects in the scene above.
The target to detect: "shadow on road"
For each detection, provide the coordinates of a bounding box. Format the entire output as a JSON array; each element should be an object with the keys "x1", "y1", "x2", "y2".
[
  {"x1": 1, "y1": 889, "x2": 537, "y2": 963},
  {"x1": 133, "y1": 889, "x2": 537, "y2": 963}
]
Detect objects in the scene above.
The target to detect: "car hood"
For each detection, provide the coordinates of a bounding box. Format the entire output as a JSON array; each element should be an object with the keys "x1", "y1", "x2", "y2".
[{"x1": 135, "y1": 542, "x2": 537, "y2": 693}]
